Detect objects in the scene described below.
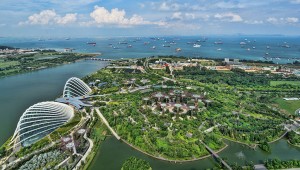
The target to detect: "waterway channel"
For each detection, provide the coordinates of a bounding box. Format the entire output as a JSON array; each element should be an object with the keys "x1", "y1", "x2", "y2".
[{"x1": 89, "y1": 137, "x2": 300, "y2": 170}]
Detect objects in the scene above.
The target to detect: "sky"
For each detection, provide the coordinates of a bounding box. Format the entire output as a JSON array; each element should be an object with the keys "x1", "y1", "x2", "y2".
[{"x1": 0, "y1": 0, "x2": 300, "y2": 37}]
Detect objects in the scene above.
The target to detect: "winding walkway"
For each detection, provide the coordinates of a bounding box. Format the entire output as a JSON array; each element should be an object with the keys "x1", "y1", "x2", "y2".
[
  {"x1": 95, "y1": 108, "x2": 120, "y2": 140},
  {"x1": 121, "y1": 139, "x2": 229, "y2": 163}
]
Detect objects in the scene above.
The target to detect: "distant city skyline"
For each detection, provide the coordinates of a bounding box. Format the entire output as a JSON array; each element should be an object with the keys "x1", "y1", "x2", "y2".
[{"x1": 0, "y1": 0, "x2": 300, "y2": 37}]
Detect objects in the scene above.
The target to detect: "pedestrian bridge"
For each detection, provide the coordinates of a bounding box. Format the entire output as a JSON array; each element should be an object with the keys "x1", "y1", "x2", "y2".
[{"x1": 200, "y1": 140, "x2": 232, "y2": 170}]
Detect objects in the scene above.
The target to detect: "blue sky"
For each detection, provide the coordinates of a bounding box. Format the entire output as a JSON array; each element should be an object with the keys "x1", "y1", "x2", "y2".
[{"x1": 0, "y1": 0, "x2": 299, "y2": 37}]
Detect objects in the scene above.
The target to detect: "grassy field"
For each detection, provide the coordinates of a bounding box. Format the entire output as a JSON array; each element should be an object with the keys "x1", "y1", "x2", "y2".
[
  {"x1": 270, "y1": 81, "x2": 300, "y2": 86},
  {"x1": 35, "y1": 54, "x2": 65, "y2": 60},
  {"x1": 273, "y1": 98, "x2": 300, "y2": 115},
  {"x1": 0, "y1": 61, "x2": 19, "y2": 68}
]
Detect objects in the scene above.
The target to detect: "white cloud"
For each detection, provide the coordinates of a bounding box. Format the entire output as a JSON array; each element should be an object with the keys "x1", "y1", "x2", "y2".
[
  {"x1": 159, "y1": 2, "x2": 180, "y2": 11},
  {"x1": 19, "y1": 10, "x2": 77, "y2": 25},
  {"x1": 90, "y1": 6, "x2": 165, "y2": 26},
  {"x1": 152, "y1": 2, "x2": 205, "y2": 11},
  {"x1": 197, "y1": 14, "x2": 210, "y2": 21},
  {"x1": 244, "y1": 20, "x2": 264, "y2": 24},
  {"x1": 161, "y1": 22, "x2": 201, "y2": 30},
  {"x1": 214, "y1": 2, "x2": 245, "y2": 9},
  {"x1": 90, "y1": 7, "x2": 127, "y2": 24},
  {"x1": 214, "y1": 13, "x2": 243, "y2": 22},
  {"x1": 170, "y1": 12, "x2": 206, "y2": 21},
  {"x1": 189, "y1": 4, "x2": 206, "y2": 11},
  {"x1": 286, "y1": 17, "x2": 299, "y2": 23},
  {"x1": 49, "y1": 0, "x2": 98, "y2": 6},
  {"x1": 56, "y1": 13, "x2": 77, "y2": 25},
  {"x1": 27, "y1": 10, "x2": 57, "y2": 25},
  {"x1": 185, "y1": 13, "x2": 196, "y2": 20},
  {"x1": 171, "y1": 12, "x2": 183, "y2": 20},
  {"x1": 139, "y1": 3, "x2": 145, "y2": 8},
  {"x1": 290, "y1": 0, "x2": 300, "y2": 4},
  {"x1": 267, "y1": 17, "x2": 298, "y2": 24},
  {"x1": 267, "y1": 17, "x2": 278, "y2": 24}
]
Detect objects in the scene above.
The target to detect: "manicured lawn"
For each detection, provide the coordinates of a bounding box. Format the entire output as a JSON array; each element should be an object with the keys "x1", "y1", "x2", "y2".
[
  {"x1": 274, "y1": 98, "x2": 300, "y2": 115},
  {"x1": 270, "y1": 81, "x2": 300, "y2": 86}
]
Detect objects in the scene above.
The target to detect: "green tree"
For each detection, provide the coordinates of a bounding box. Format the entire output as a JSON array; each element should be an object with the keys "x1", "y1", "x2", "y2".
[{"x1": 121, "y1": 157, "x2": 152, "y2": 170}]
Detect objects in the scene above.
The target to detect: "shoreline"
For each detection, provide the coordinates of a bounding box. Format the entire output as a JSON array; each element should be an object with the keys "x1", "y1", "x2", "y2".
[
  {"x1": 0, "y1": 58, "x2": 103, "y2": 80},
  {"x1": 0, "y1": 52, "x2": 101, "y2": 80},
  {"x1": 221, "y1": 137, "x2": 257, "y2": 149},
  {"x1": 287, "y1": 140, "x2": 300, "y2": 148},
  {"x1": 220, "y1": 130, "x2": 288, "y2": 150},
  {"x1": 268, "y1": 131, "x2": 288, "y2": 144},
  {"x1": 120, "y1": 138, "x2": 228, "y2": 163}
]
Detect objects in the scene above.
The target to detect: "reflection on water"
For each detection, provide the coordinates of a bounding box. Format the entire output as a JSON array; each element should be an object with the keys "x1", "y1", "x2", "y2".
[
  {"x1": 90, "y1": 137, "x2": 217, "y2": 170},
  {"x1": 90, "y1": 137, "x2": 300, "y2": 170},
  {"x1": 235, "y1": 151, "x2": 246, "y2": 160},
  {"x1": 220, "y1": 139, "x2": 300, "y2": 165}
]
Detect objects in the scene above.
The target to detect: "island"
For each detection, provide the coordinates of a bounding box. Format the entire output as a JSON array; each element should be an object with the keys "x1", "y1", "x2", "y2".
[
  {"x1": 0, "y1": 56, "x2": 300, "y2": 170},
  {"x1": 0, "y1": 47, "x2": 100, "y2": 78}
]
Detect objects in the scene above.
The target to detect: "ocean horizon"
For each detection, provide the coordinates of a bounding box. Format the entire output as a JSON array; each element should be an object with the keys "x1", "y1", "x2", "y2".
[{"x1": 1, "y1": 35, "x2": 300, "y2": 64}]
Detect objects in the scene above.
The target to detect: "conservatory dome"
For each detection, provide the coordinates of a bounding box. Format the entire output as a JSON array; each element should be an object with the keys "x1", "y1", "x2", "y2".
[{"x1": 11, "y1": 102, "x2": 74, "y2": 148}]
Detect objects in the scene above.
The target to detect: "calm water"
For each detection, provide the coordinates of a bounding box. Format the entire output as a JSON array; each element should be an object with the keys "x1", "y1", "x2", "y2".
[
  {"x1": 90, "y1": 137, "x2": 217, "y2": 170},
  {"x1": 89, "y1": 137, "x2": 300, "y2": 170},
  {"x1": 0, "y1": 60, "x2": 108, "y2": 145},
  {"x1": 1, "y1": 36, "x2": 300, "y2": 64},
  {"x1": 219, "y1": 139, "x2": 300, "y2": 165}
]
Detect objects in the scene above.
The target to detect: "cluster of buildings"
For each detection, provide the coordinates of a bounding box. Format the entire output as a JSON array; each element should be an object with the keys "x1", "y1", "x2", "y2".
[
  {"x1": 0, "y1": 48, "x2": 38, "y2": 57},
  {"x1": 207, "y1": 58, "x2": 296, "y2": 75},
  {"x1": 148, "y1": 58, "x2": 300, "y2": 76},
  {"x1": 149, "y1": 59, "x2": 198, "y2": 71}
]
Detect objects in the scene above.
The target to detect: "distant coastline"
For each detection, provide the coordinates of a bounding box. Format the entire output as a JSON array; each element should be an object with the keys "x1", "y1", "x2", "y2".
[
  {"x1": 1, "y1": 36, "x2": 300, "y2": 64},
  {"x1": 0, "y1": 49, "x2": 99, "y2": 79}
]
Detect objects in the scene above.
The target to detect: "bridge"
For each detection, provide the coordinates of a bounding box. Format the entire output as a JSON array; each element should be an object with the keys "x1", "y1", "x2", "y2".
[
  {"x1": 284, "y1": 120, "x2": 300, "y2": 135},
  {"x1": 85, "y1": 58, "x2": 113, "y2": 61},
  {"x1": 200, "y1": 140, "x2": 232, "y2": 170}
]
